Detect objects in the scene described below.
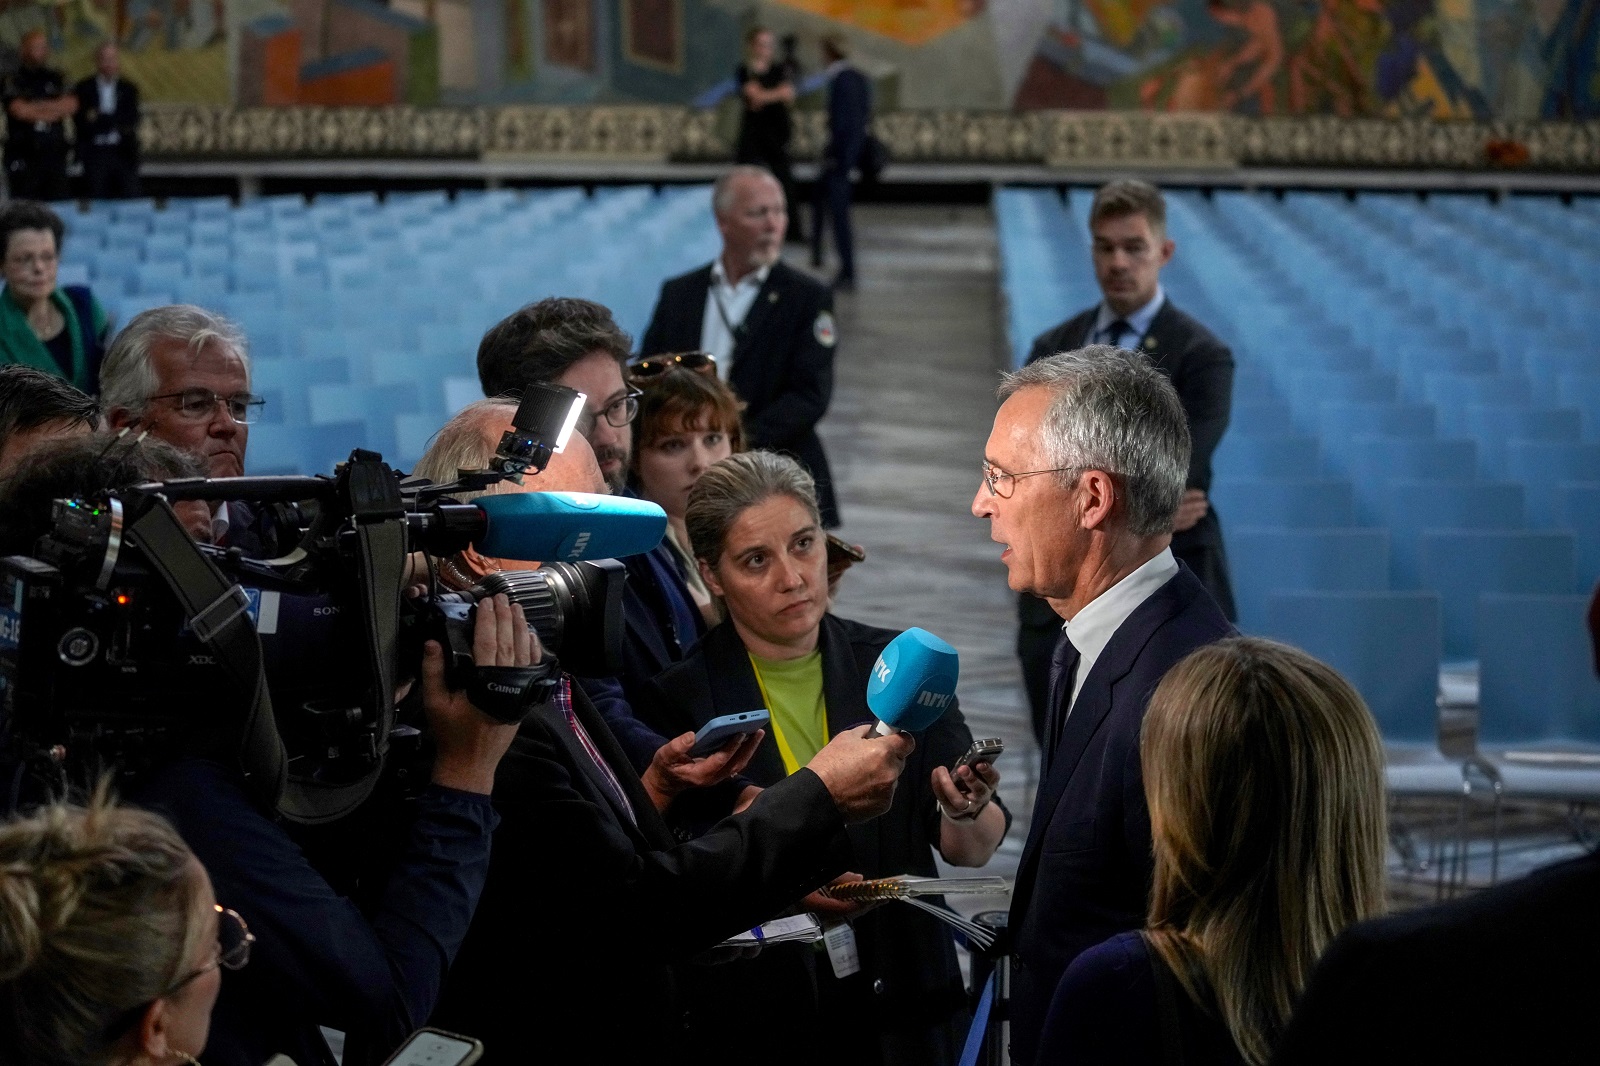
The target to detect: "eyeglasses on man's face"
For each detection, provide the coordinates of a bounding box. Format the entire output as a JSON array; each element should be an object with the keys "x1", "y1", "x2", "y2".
[
  {"x1": 149, "y1": 388, "x2": 266, "y2": 425},
  {"x1": 980, "y1": 460, "x2": 1080, "y2": 499},
  {"x1": 579, "y1": 387, "x2": 643, "y2": 433}
]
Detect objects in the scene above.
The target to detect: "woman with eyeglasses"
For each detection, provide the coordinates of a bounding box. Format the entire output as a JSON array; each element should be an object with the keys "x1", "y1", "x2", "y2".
[
  {"x1": 0, "y1": 200, "x2": 109, "y2": 393},
  {"x1": 646, "y1": 450, "x2": 1009, "y2": 1066},
  {"x1": 0, "y1": 787, "x2": 252, "y2": 1066}
]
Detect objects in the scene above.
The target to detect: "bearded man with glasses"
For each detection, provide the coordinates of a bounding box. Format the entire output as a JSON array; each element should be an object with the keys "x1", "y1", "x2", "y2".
[{"x1": 101, "y1": 304, "x2": 278, "y2": 553}]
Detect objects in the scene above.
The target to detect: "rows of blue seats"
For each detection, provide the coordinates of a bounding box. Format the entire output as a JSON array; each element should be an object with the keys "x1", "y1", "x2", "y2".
[
  {"x1": 53, "y1": 187, "x2": 722, "y2": 474},
  {"x1": 996, "y1": 186, "x2": 1600, "y2": 744}
]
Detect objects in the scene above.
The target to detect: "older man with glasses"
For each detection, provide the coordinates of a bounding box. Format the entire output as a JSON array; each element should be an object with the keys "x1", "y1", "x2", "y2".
[{"x1": 100, "y1": 304, "x2": 275, "y2": 552}]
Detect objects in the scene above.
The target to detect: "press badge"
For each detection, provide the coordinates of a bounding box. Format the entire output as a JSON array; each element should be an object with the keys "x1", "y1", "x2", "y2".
[{"x1": 823, "y1": 921, "x2": 860, "y2": 979}]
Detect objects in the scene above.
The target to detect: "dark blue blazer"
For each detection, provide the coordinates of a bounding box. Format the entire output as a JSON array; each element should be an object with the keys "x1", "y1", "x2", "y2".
[
  {"x1": 827, "y1": 65, "x2": 871, "y2": 170},
  {"x1": 1008, "y1": 564, "x2": 1233, "y2": 1065}
]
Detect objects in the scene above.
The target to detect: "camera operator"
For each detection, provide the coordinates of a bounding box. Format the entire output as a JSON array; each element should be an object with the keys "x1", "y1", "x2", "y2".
[
  {"x1": 413, "y1": 399, "x2": 757, "y2": 813},
  {"x1": 475, "y1": 299, "x2": 708, "y2": 733},
  {"x1": 0, "y1": 437, "x2": 534, "y2": 1066},
  {"x1": 0, "y1": 364, "x2": 99, "y2": 475},
  {"x1": 0, "y1": 787, "x2": 242, "y2": 1066},
  {"x1": 131, "y1": 596, "x2": 530, "y2": 1066},
  {"x1": 0, "y1": 434, "x2": 211, "y2": 547},
  {"x1": 429, "y1": 426, "x2": 916, "y2": 1064},
  {"x1": 99, "y1": 305, "x2": 279, "y2": 554}
]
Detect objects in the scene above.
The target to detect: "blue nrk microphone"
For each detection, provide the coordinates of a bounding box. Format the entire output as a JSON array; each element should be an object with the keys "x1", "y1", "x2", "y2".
[
  {"x1": 866, "y1": 627, "x2": 960, "y2": 736},
  {"x1": 475, "y1": 491, "x2": 667, "y2": 562}
]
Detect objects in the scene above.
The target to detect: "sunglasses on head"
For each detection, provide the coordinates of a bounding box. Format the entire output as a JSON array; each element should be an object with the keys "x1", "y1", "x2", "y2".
[{"x1": 626, "y1": 351, "x2": 718, "y2": 384}]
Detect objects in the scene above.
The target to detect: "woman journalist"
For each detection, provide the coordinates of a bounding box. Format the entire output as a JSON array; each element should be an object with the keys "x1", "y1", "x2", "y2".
[
  {"x1": 0, "y1": 200, "x2": 109, "y2": 392},
  {"x1": 647, "y1": 450, "x2": 1007, "y2": 1066},
  {"x1": 1036, "y1": 637, "x2": 1388, "y2": 1065},
  {"x1": 629, "y1": 352, "x2": 744, "y2": 630},
  {"x1": 0, "y1": 789, "x2": 251, "y2": 1066}
]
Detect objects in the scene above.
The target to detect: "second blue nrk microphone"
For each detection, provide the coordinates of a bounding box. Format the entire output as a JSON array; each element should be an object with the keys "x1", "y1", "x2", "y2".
[{"x1": 866, "y1": 627, "x2": 960, "y2": 736}]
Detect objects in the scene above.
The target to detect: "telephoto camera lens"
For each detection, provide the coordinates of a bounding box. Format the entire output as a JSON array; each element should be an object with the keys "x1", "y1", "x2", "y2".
[{"x1": 475, "y1": 559, "x2": 626, "y2": 678}]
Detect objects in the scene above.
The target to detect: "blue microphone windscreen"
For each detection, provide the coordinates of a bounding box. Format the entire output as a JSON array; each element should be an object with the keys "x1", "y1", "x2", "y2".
[
  {"x1": 866, "y1": 627, "x2": 960, "y2": 733},
  {"x1": 476, "y1": 492, "x2": 666, "y2": 561}
]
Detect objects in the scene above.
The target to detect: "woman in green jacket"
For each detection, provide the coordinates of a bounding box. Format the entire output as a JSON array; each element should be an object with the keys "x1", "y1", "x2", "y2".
[{"x1": 0, "y1": 199, "x2": 109, "y2": 392}]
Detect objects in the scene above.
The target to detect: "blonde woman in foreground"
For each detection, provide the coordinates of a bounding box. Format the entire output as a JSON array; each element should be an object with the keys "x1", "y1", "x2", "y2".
[
  {"x1": 1035, "y1": 637, "x2": 1388, "y2": 1065},
  {"x1": 0, "y1": 790, "x2": 250, "y2": 1066}
]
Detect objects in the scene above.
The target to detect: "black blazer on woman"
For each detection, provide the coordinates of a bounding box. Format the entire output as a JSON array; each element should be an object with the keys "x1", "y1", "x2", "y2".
[{"x1": 647, "y1": 614, "x2": 1009, "y2": 1066}]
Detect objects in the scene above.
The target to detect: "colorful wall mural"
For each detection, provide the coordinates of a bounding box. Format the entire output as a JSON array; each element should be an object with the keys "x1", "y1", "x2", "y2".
[{"x1": 0, "y1": 0, "x2": 1591, "y2": 118}]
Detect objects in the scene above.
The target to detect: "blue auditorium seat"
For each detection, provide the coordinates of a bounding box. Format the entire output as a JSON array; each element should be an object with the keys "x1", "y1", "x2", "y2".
[
  {"x1": 1264, "y1": 590, "x2": 1442, "y2": 746},
  {"x1": 1214, "y1": 435, "x2": 1320, "y2": 479},
  {"x1": 1558, "y1": 374, "x2": 1600, "y2": 441},
  {"x1": 1287, "y1": 371, "x2": 1397, "y2": 423},
  {"x1": 1423, "y1": 374, "x2": 1533, "y2": 433},
  {"x1": 1461, "y1": 406, "x2": 1582, "y2": 478},
  {"x1": 1418, "y1": 531, "x2": 1576, "y2": 658},
  {"x1": 1503, "y1": 441, "x2": 1600, "y2": 526},
  {"x1": 247, "y1": 421, "x2": 369, "y2": 476},
  {"x1": 1211, "y1": 479, "x2": 1355, "y2": 528},
  {"x1": 1476, "y1": 594, "x2": 1600, "y2": 748},
  {"x1": 1230, "y1": 528, "x2": 1389, "y2": 632},
  {"x1": 1379, "y1": 480, "x2": 1525, "y2": 588},
  {"x1": 1324, "y1": 437, "x2": 1478, "y2": 519},
  {"x1": 1526, "y1": 351, "x2": 1598, "y2": 404},
  {"x1": 1556, "y1": 482, "x2": 1600, "y2": 587},
  {"x1": 252, "y1": 358, "x2": 351, "y2": 423},
  {"x1": 1395, "y1": 349, "x2": 1497, "y2": 399},
  {"x1": 1314, "y1": 402, "x2": 1435, "y2": 439}
]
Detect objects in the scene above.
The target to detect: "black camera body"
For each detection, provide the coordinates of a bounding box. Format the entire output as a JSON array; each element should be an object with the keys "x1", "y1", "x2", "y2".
[{"x1": 0, "y1": 384, "x2": 650, "y2": 820}]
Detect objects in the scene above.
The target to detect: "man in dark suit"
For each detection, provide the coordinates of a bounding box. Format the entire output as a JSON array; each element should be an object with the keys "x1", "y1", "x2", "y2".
[
  {"x1": 811, "y1": 34, "x2": 871, "y2": 290},
  {"x1": 1272, "y1": 581, "x2": 1600, "y2": 1066},
  {"x1": 972, "y1": 346, "x2": 1233, "y2": 1065},
  {"x1": 73, "y1": 43, "x2": 141, "y2": 201},
  {"x1": 640, "y1": 166, "x2": 841, "y2": 526},
  {"x1": 2, "y1": 30, "x2": 76, "y2": 201},
  {"x1": 1018, "y1": 180, "x2": 1235, "y2": 746}
]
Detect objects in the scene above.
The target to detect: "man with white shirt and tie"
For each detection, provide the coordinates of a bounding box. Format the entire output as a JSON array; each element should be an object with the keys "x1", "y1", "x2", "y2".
[
  {"x1": 972, "y1": 346, "x2": 1233, "y2": 1065},
  {"x1": 73, "y1": 43, "x2": 141, "y2": 200},
  {"x1": 640, "y1": 165, "x2": 841, "y2": 526},
  {"x1": 1016, "y1": 180, "x2": 1236, "y2": 747}
]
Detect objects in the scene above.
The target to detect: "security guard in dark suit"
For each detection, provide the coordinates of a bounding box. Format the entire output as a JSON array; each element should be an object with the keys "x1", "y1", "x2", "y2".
[
  {"x1": 73, "y1": 43, "x2": 142, "y2": 200},
  {"x1": 2, "y1": 31, "x2": 77, "y2": 201},
  {"x1": 639, "y1": 166, "x2": 841, "y2": 526},
  {"x1": 1018, "y1": 180, "x2": 1235, "y2": 744}
]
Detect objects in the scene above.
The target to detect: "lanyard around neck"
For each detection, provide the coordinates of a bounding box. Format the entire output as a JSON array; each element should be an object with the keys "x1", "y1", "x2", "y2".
[{"x1": 747, "y1": 651, "x2": 828, "y2": 776}]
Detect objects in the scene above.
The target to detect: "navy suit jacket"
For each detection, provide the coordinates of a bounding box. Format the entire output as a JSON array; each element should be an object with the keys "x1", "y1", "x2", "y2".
[
  {"x1": 827, "y1": 66, "x2": 871, "y2": 170},
  {"x1": 1008, "y1": 564, "x2": 1233, "y2": 1065}
]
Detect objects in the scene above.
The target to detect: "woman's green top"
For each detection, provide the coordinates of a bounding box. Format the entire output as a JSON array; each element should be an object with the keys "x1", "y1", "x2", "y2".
[{"x1": 0, "y1": 284, "x2": 109, "y2": 392}]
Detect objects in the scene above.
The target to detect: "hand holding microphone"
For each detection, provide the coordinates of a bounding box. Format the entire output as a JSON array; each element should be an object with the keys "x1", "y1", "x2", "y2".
[{"x1": 806, "y1": 627, "x2": 962, "y2": 823}]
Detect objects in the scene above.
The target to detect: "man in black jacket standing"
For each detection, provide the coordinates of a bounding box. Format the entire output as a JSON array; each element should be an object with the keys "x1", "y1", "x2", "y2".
[
  {"x1": 1017, "y1": 180, "x2": 1235, "y2": 745},
  {"x1": 73, "y1": 43, "x2": 141, "y2": 201},
  {"x1": 640, "y1": 165, "x2": 841, "y2": 526},
  {"x1": 2, "y1": 30, "x2": 76, "y2": 201}
]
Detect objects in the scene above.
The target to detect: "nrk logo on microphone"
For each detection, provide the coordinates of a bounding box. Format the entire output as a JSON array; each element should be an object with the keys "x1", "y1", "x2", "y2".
[{"x1": 867, "y1": 627, "x2": 960, "y2": 734}]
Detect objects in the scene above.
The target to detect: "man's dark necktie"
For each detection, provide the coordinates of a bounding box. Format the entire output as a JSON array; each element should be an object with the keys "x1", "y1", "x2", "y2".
[
  {"x1": 1043, "y1": 632, "x2": 1081, "y2": 775},
  {"x1": 1104, "y1": 319, "x2": 1132, "y2": 349}
]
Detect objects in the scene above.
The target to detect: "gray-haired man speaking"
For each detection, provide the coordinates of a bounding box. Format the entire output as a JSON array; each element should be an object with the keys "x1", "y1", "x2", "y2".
[{"x1": 971, "y1": 345, "x2": 1233, "y2": 1064}]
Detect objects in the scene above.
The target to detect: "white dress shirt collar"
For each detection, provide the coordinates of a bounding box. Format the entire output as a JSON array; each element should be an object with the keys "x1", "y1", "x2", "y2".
[
  {"x1": 1092, "y1": 285, "x2": 1165, "y2": 346},
  {"x1": 1063, "y1": 547, "x2": 1180, "y2": 710},
  {"x1": 699, "y1": 258, "x2": 772, "y2": 381}
]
